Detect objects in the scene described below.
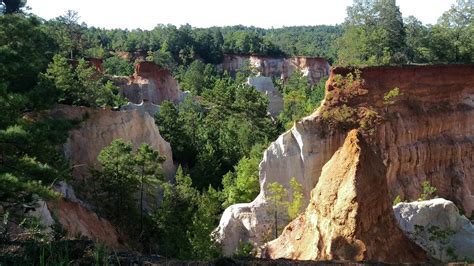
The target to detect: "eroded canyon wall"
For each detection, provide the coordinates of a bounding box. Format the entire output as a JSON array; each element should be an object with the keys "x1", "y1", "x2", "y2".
[
  {"x1": 51, "y1": 104, "x2": 175, "y2": 181},
  {"x1": 215, "y1": 64, "x2": 474, "y2": 255},
  {"x1": 263, "y1": 130, "x2": 427, "y2": 262},
  {"x1": 219, "y1": 54, "x2": 330, "y2": 85},
  {"x1": 114, "y1": 61, "x2": 184, "y2": 107}
]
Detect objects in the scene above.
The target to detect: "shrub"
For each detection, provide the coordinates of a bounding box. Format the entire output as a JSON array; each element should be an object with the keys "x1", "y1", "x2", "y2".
[
  {"x1": 233, "y1": 241, "x2": 254, "y2": 258},
  {"x1": 359, "y1": 108, "x2": 380, "y2": 134},
  {"x1": 393, "y1": 195, "x2": 403, "y2": 206},
  {"x1": 383, "y1": 87, "x2": 402, "y2": 105},
  {"x1": 103, "y1": 55, "x2": 134, "y2": 76},
  {"x1": 418, "y1": 180, "x2": 437, "y2": 201}
]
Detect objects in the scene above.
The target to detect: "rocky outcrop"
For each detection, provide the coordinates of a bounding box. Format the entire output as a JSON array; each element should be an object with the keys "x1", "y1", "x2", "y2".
[
  {"x1": 247, "y1": 76, "x2": 284, "y2": 116},
  {"x1": 30, "y1": 183, "x2": 124, "y2": 250},
  {"x1": 115, "y1": 61, "x2": 183, "y2": 106},
  {"x1": 263, "y1": 130, "x2": 427, "y2": 262},
  {"x1": 215, "y1": 64, "x2": 474, "y2": 255},
  {"x1": 219, "y1": 54, "x2": 330, "y2": 85},
  {"x1": 51, "y1": 104, "x2": 175, "y2": 180},
  {"x1": 48, "y1": 199, "x2": 123, "y2": 249},
  {"x1": 394, "y1": 198, "x2": 474, "y2": 262},
  {"x1": 121, "y1": 101, "x2": 160, "y2": 116}
]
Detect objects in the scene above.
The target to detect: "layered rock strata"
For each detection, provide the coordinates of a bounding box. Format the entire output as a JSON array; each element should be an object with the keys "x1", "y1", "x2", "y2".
[
  {"x1": 215, "y1": 64, "x2": 474, "y2": 255},
  {"x1": 51, "y1": 104, "x2": 175, "y2": 180},
  {"x1": 263, "y1": 130, "x2": 427, "y2": 262},
  {"x1": 115, "y1": 61, "x2": 184, "y2": 106},
  {"x1": 219, "y1": 54, "x2": 330, "y2": 85}
]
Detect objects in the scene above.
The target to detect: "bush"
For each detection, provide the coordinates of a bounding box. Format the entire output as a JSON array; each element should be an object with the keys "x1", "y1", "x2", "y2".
[
  {"x1": 103, "y1": 55, "x2": 134, "y2": 76},
  {"x1": 383, "y1": 87, "x2": 402, "y2": 105},
  {"x1": 418, "y1": 180, "x2": 437, "y2": 201}
]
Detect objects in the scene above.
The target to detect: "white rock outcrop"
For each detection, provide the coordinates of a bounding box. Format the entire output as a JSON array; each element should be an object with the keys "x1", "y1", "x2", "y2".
[
  {"x1": 213, "y1": 112, "x2": 345, "y2": 255},
  {"x1": 247, "y1": 76, "x2": 283, "y2": 116},
  {"x1": 51, "y1": 105, "x2": 175, "y2": 180},
  {"x1": 394, "y1": 198, "x2": 474, "y2": 262},
  {"x1": 121, "y1": 101, "x2": 160, "y2": 117}
]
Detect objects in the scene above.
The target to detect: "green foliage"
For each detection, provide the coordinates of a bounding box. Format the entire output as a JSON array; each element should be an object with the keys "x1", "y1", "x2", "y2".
[
  {"x1": 383, "y1": 87, "x2": 402, "y2": 104},
  {"x1": 146, "y1": 46, "x2": 176, "y2": 70},
  {"x1": 0, "y1": 14, "x2": 57, "y2": 92},
  {"x1": 336, "y1": 0, "x2": 473, "y2": 65},
  {"x1": 418, "y1": 180, "x2": 437, "y2": 201},
  {"x1": 0, "y1": 83, "x2": 26, "y2": 127},
  {"x1": 43, "y1": 10, "x2": 83, "y2": 59},
  {"x1": 221, "y1": 143, "x2": 265, "y2": 208},
  {"x1": 103, "y1": 55, "x2": 134, "y2": 76},
  {"x1": 288, "y1": 177, "x2": 304, "y2": 220},
  {"x1": 429, "y1": 0, "x2": 473, "y2": 63},
  {"x1": 1, "y1": 0, "x2": 27, "y2": 14},
  {"x1": 152, "y1": 165, "x2": 221, "y2": 259},
  {"x1": 266, "y1": 182, "x2": 289, "y2": 239},
  {"x1": 322, "y1": 104, "x2": 358, "y2": 130},
  {"x1": 91, "y1": 140, "x2": 166, "y2": 228},
  {"x1": 359, "y1": 108, "x2": 380, "y2": 134},
  {"x1": 156, "y1": 73, "x2": 277, "y2": 190},
  {"x1": 176, "y1": 60, "x2": 215, "y2": 95},
  {"x1": 393, "y1": 195, "x2": 403, "y2": 206},
  {"x1": 0, "y1": 118, "x2": 74, "y2": 213},
  {"x1": 336, "y1": 0, "x2": 407, "y2": 66},
  {"x1": 40, "y1": 54, "x2": 126, "y2": 107},
  {"x1": 187, "y1": 186, "x2": 222, "y2": 259},
  {"x1": 152, "y1": 169, "x2": 194, "y2": 258},
  {"x1": 233, "y1": 241, "x2": 254, "y2": 258},
  {"x1": 278, "y1": 73, "x2": 326, "y2": 129}
]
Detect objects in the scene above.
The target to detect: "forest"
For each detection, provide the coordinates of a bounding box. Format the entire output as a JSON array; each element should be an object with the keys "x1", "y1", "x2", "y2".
[{"x1": 0, "y1": 0, "x2": 472, "y2": 263}]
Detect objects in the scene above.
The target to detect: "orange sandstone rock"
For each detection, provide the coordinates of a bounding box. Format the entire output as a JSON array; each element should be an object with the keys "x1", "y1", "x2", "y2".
[
  {"x1": 115, "y1": 61, "x2": 183, "y2": 105},
  {"x1": 263, "y1": 130, "x2": 427, "y2": 263}
]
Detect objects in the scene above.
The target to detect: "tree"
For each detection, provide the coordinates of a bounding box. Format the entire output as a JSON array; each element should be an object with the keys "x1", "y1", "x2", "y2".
[
  {"x1": 153, "y1": 165, "x2": 198, "y2": 258},
  {"x1": 430, "y1": 0, "x2": 473, "y2": 63},
  {"x1": 266, "y1": 182, "x2": 289, "y2": 239},
  {"x1": 0, "y1": 14, "x2": 57, "y2": 93},
  {"x1": 278, "y1": 72, "x2": 325, "y2": 129},
  {"x1": 40, "y1": 54, "x2": 125, "y2": 107},
  {"x1": 1, "y1": 0, "x2": 26, "y2": 14},
  {"x1": 92, "y1": 139, "x2": 138, "y2": 226},
  {"x1": 92, "y1": 140, "x2": 167, "y2": 232},
  {"x1": 404, "y1": 16, "x2": 432, "y2": 63},
  {"x1": 135, "y1": 144, "x2": 166, "y2": 236},
  {"x1": 0, "y1": 118, "x2": 74, "y2": 215},
  {"x1": 146, "y1": 42, "x2": 177, "y2": 70},
  {"x1": 177, "y1": 60, "x2": 215, "y2": 95},
  {"x1": 187, "y1": 186, "x2": 222, "y2": 259},
  {"x1": 103, "y1": 55, "x2": 134, "y2": 76},
  {"x1": 287, "y1": 177, "x2": 304, "y2": 220},
  {"x1": 221, "y1": 143, "x2": 265, "y2": 208},
  {"x1": 336, "y1": 0, "x2": 407, "y2": 65},
  {"x1": 55, "y1": 10, "x2": 83, "y2": 59}
]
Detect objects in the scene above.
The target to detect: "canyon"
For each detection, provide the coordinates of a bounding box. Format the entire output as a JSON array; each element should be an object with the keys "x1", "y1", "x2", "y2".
[
  {"x1": 215, "y1": 64, "x2": 474, "y2": 257},
  {"x1": 219, "y1": 54, "x2": 330, "y2": 86},
  {"x1": 115, "y1": 61, "x2": 184, "y2": 106},
  {"x1": 29, "y1": 104, "x2": 176, "y2": 248}
]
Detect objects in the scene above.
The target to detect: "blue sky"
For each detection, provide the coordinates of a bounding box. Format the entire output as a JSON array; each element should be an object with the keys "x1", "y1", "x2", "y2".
[{"x1": 27, "y1": 0, "x2": 456, "y2": 29}]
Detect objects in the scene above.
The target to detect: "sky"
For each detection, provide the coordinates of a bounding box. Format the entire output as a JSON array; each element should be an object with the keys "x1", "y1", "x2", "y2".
[{"x1": 27, "y1": 0, "x2": 456, "y2": 30}]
